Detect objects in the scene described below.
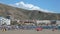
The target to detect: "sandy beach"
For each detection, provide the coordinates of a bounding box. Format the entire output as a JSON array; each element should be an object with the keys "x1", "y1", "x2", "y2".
[{"x1": 0, "y1": 29, "x2": 60, "y2": 34}]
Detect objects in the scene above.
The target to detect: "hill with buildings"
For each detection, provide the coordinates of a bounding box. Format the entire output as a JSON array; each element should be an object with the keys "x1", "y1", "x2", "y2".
[{"x1": 0, "y1": 3, "x2": 60, "y2": 20}]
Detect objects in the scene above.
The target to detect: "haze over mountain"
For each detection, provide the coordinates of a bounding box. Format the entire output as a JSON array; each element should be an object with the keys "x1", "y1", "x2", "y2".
[{"x1": 0, "y1": 3, "x2": 60, "y2": 20}]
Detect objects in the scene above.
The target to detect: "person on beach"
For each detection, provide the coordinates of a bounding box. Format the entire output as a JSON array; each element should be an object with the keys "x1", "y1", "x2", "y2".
[{"x1": 2, "y1": 27, "x2": 6, "y2": 31}]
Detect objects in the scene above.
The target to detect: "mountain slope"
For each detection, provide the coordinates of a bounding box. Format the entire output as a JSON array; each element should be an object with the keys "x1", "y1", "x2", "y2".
[{"x1": 0, "y1": 3, "x2": 60, "y2": 20}]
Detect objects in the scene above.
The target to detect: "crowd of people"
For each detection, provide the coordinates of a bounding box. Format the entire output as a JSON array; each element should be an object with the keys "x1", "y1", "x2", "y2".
[{"x1": 0, "y1": 25, "x2": 60, "y2": 31}]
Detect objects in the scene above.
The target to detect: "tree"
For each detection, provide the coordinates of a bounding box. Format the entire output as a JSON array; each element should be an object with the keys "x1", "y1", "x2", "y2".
[{"x1": 11, "y1": 21, "x2": 18, "y2": 25}]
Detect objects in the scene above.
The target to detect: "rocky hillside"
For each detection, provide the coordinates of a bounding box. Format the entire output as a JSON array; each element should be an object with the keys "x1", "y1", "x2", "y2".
[{"x1": 0, "y1": 3, "x2": 60, "y2": 20}]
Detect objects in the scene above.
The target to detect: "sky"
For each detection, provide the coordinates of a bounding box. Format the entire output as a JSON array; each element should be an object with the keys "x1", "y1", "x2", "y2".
[{"x1": 0, "y1": 0, "x2": 60, "y2": 13}]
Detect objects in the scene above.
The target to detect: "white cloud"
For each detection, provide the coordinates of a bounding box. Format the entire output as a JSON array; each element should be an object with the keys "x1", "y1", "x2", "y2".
[
  {"x1": 10, "y1": 1, "x2": 55, "y2": 13},
  {"x1": 14, "y1": 1, "x2": 41, "y2": 10}
]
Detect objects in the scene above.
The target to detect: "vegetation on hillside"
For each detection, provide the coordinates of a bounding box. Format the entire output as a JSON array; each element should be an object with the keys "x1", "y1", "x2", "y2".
[{"x1": 0, "y1": 3, "x2": 60, "y2": 20}]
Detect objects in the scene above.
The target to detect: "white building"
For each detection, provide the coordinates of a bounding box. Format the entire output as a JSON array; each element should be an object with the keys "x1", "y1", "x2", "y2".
[
  {"x1": 56, "y1": 20, "x2": 60, "y2": 25},
  {"x1": 36, "y1": 20, "x2": 51, "y2": 24},
  {"x1": 0, "y1": 17, "x2": 11, "y2": 25}
]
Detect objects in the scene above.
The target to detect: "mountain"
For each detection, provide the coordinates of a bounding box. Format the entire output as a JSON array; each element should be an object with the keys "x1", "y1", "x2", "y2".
[{"x1": 0, "y1": 3, "x2": 60, "y2": 20}]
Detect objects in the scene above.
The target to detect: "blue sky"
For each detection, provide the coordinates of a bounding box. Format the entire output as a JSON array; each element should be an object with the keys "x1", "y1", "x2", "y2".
[{"x1": 0, "y1": 0, "x2": 60, "y2": 13}]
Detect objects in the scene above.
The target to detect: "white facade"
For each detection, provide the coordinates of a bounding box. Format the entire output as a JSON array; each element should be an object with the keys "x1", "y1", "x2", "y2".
[
  {"x1": 56, "y1": 20, "x2": 60, "y2": 24},
  {"x1": 36, "y1": 20, "x2": 51, "y2": 24},
  {"x1": 0, "y1": 17, "x2": 11, "y2": 25}
]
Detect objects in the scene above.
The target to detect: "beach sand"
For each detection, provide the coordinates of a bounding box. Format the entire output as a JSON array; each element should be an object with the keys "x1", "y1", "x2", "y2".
[{"x1": 0, "y1": 29, "x2": 60, "y2": 34}]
